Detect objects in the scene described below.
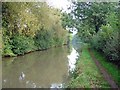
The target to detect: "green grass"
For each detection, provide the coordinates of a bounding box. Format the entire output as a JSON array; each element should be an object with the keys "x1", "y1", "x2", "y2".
[
  {"x1": 67, "y1": 46, "x2": 110, "y2": 88},
  {"x1": 91, "y1": 49, "x2": 120, "y2": 87}
]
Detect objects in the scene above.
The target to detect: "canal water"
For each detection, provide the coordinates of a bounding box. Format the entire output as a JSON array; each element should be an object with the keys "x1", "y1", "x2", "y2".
[{"x1": 2, "y1": 45, "x2": 79, "y2": 88}]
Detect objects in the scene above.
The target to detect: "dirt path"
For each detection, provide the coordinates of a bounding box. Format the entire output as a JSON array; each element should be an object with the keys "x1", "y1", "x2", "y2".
[{"x1": 88, "y1": 48, "x2": 118, "y2": 88}]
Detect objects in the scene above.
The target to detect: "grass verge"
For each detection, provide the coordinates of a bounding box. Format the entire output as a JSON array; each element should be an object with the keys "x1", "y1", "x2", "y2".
[
  {"x1": 91, "y1": 49, "x2": 120, "y2": 87},
  {"x1": 67, "y1": 45, "x2": 110, "y2": 88}
]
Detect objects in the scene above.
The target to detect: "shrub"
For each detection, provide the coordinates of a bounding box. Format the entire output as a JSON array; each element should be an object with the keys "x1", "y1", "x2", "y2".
[
  {"x1": 53, "y1": 37, "x2": 63, "y2": 46},
  {"x1": 34, "y1": 29, "x2": 53, "y2": 50},
  {"x1": 2, "y1": 35, "x2": 15, "y2": 56},
  {"x1": 12, "y1": 35, "x2": 35, "y2": 55},
  {"x1": 91, "y1": 24, "x2": 119, "y2": 61},
  {"x1": 103, "y1": 32, "x2": 120, "y2": 61},
  {"x1": 91, "y1": 24, "x2": 113, "y2": 51}
]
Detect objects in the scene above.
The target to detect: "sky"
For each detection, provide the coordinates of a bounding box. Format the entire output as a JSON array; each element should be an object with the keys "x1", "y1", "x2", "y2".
[{"x1": 46, "y1": 0, "x2": 72, "y2": 12}]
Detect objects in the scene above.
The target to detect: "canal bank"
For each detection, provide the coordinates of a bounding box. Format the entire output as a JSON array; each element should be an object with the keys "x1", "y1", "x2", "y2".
[
  {"x1": 67, "y1": 45, "x2": 110, "y2": 88},
  {"x1": 67, "y1": 44, "x2": 119, "y2": 88}
]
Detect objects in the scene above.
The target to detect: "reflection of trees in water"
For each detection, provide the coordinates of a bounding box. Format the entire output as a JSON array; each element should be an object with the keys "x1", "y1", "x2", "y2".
[
  {"x1": 72, "y1": 34, "x2": 83, "y2": 53},
  {"x1": 67, "y1": 34, "x2": 83, "y2": 82},
  {"x1": 67, "y1": 39, "x2": 73, "y2": 54},
  {"x1": 2, "y1": 46, "x2": 69, "y2": 88},
  {"x1": 2, "y1": 57, "x2": 17, "y2": 66}
]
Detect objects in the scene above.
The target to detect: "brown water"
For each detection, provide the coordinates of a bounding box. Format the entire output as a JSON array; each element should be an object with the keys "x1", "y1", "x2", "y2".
[{"x1": 2, "y1": 46, "x2": 79, "y2": 88}]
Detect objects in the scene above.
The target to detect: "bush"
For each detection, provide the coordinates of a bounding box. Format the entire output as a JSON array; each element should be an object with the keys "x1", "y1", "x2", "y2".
[
  {"x1": 3, "y1": 41, "x2": 15, "y2": 56},
  {"x1": 2, "y1": 35, "x2": 15, "y2": 56},
  {"x1": 91, "y1": 25, "x2": 113, "y2": 51},
  {"x1": 12, "y1": 35, "x2": 35, "y2": 55},
  {"x1": 53, "y1": 37, "x2": 63, "y2": 46},
  {"x1": 91, "y1": 24, "x2": 119, "y2": 61},
  {"x1": 34, "y1": 29, "x2": 54, "y2": 50},
  {"x1": 103, "y1": 32, "x2": 120, "y2": 61}
]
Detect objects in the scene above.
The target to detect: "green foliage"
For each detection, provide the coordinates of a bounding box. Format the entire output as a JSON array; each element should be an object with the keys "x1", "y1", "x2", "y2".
[
  {"x1": 61, "y1": 13, "x2": 74, "y2": 29},
  {"x1": 106, "y1": 12, "x2": 119, "y2": 31},
  {"x1": 90, "y1": 5, "x2": 119, "y2": 61},
  {"x1": 91, "y1": 25, "x2": 113, "y2": 51},
  {"x1": 12, "y1": 35, "x2": 35, "y2": 55},
  {"x1": 2, "y1": 2, "x2": 68, "y2": 57},
  {"x1": 103, "y1": 32, "x2": 120, "y2": 61},
  {"x1": 69, "y1": 2, "x2": 115, "y2": 32},
  {"x1": 77, "y1": 25, "x2": 95, "y2": 43},
  {"x1": 3, "y1": 39, "x2": 15, "y2": 56},
  {"x1": 66, "y1": 2, "x2": 119, "y2": 62},
  {"x1": 2, "y1": 33, "x2": 15, "y2": 56},
  {"x1": 91, "y1": 24, "x2": 119, "y2": 61},
  {"x1": 34, "y1": 29, "x2": 53, "y2": 50}
]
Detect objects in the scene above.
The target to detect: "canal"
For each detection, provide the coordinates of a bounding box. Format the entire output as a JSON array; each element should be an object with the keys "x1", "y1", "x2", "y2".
[{"x1": 2, "y1": 44, "x2": 79, "y2": 88}]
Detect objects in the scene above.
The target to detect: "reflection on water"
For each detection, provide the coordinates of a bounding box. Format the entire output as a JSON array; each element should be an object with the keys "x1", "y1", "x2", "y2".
[
  {"x1": 2, "y1": 46, "x2": 79, "y2": 88},
  {"x1": 50, "y1": 83, "x2": 63, "y2": 88},
  {"x1": 67, "y1": 48, "x2": 79, "y2": 72},
  {"x1": 19, "y1": 72, "x2": 25, "y2": 80}
]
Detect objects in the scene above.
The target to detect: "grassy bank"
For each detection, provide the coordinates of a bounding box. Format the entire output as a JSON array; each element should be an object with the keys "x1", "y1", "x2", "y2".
[
  {"x1": 91, "y1": 49, "x2": 120, "y2": 87},
  {"x1": 67, "y1": 45, "x2": 110, "y2": 88}
]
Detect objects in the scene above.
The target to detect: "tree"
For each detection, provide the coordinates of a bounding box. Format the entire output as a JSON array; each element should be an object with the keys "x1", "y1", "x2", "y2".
[{"x1": 2, "y1": 2, "x2": 68, "y2": 56}]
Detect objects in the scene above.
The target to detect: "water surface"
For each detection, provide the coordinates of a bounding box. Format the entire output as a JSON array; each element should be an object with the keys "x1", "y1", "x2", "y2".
[{"x1": 2, "y1": 46, "x2": 79, "y2": 88}]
